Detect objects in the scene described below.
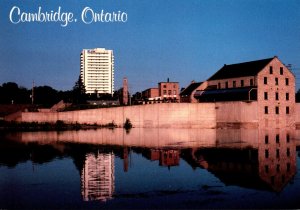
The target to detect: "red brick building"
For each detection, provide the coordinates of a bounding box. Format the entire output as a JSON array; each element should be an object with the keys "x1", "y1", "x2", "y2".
[
  {"x1": 141, "y1": 80, "x2": 180, "y2": 103},
  {"x1": 158, "y1": 81, "x2": 179, "y2": 102},
  {"x1": 142, "y1": 88, "x2": 159, "y2": 100}
]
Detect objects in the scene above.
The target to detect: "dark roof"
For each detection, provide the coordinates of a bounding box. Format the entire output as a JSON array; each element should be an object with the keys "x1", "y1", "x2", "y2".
[
  {"x1": 194, "y1": 87, "x2": 257, "y2": 102},
  {"x1": 180, "y1": 82, "x2": 203, "y2": 96},
  {"x1": 208, "y1": 57, "x2": 275, "y2": 81}
]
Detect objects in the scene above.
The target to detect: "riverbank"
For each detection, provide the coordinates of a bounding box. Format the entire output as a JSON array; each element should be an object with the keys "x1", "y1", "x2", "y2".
[{"x1": 0, "y1": 120, "x2": 117, "y2": 131}]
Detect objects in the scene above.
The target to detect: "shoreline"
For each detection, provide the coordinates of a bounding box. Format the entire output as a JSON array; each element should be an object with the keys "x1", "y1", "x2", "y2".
[{"x1": 0, "y1": 120, "x2": 118, "y2": 132}]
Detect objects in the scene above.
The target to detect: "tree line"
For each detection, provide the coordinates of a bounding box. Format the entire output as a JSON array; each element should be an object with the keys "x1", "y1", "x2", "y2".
[
  {"x1": 0, "y1": 76, "x2": 86, "y2": 107},
  {"x1": 0, "y1": 76, "x2": 123, "y2": 107}
]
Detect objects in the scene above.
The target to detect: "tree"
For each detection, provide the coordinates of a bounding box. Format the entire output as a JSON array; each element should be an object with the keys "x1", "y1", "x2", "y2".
[
  {"x1": 0, "y1": 82, "x2": 31, "y2": 104},
  {"x1": 72, "y1": 75, "x2": 86, "y2": 104},
  {"x1": 34, "y1": 86, "x2": 60, "y2": 107}
]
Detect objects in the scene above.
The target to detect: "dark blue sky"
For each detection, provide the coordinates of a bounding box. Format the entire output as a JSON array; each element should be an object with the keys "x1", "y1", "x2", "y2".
[{"x1": 1, "y1": 0, "x2": 300, "y2": 92}]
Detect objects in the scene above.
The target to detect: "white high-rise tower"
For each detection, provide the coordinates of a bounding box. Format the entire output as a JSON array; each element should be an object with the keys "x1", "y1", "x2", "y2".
[{"x1": 80, "y1": 48, "x2": 114, "y2": 94}]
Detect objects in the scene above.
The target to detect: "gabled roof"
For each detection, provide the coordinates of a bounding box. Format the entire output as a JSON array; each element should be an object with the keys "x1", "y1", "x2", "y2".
[
  {"x1": 208, "y1": 57, "x2": 275, "y2": 81},
  {"x1": 180, "y1": 82, "x2": 203, "y2": 96}
]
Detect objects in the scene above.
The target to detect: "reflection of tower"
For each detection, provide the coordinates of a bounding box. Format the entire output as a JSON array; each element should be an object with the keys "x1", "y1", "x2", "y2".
[
  {"x1": 123, "y1": 147, "x2": 129, "y2": 172},
  {"x1": 123, "y1": 77, "x2": 129, "y2": 105},
  {"x1": 81, "y1": 152, "x2": 115, "y2": 202}
]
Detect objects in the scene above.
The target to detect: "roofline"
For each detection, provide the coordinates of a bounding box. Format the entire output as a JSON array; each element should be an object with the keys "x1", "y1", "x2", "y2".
[
  {"x1": 274, "y1": 56, "x2": 296, "y2": 78},
  {"x1": 207, "y1": 56, "x2": 276, "y2": 81},
  {"x1": 158, "y1": 81, "x2": 179, "y2": 84}
]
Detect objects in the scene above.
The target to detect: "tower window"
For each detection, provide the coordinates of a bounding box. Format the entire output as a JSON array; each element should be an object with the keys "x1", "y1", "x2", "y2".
[
  {"x1": 276, "y1": 134, "x2": 280, "y2": 143},
  {"x1": 233, "y1": 81, "x2": 236, "y2": 88},
  {"x1": 286, "y1": 93, "x2": 289, "y2": 101},
  {"x1": 276, "y1": 92, "x2": 279, "y2": 100},
  {"x1": 275, "y1": 78, "x2": 279, "y2": 85},
  {"x1": 264, "y1": 77, "x2": 268, "y2": 85},
  {"x1": 241, "y1": 80, "x2": 244, "y2": 87}
]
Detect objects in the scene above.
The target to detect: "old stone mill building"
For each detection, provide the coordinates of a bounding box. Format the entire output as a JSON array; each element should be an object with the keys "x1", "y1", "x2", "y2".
[{"x1": 180, "y1": 56, "x2": 296, "y2": 128}]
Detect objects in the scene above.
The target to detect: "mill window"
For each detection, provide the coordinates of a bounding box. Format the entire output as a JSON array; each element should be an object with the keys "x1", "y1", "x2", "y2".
[
  {"x1": 286, "y1": 106, "x2": 290, "y2": 114},
  {"x1": 264, "y1": 92, "x2": 268, "y2": 100},
  {"x1": 265, "y1": 135, "x2": 269, "y2": 144},
  {"x1": 270, "y1": 66, "x2": 273, "y2": 74},
  {"x1": 265, "y1": 149, "x2": 269, "y2": 158},
  {"x1": 276, "y1": 134, "x2": 280, "y2": 143},
  {"x1": 241, "y1": 80, "x2": 244, "y2": 87},
  {"x1": 285, "y1": 78, "x2": 289, "y2": 86},
  {"x1": 280, "y1": 67, "x2": 283, "y2": 75},
  {"x1": 276, "y1": 106, "x2": 279, "y2": 114},
  {"x1": 286, "y1": 134, "x2": 290, "y2": 143},
  {"x1": 250, "y1": 79, "x2": 254, "y2": 86},
  {"x1": 265, "y1": 106, "x2": 268, "y2": 114},
  {"x1": 275, "y1": 78, "x2": 279, "y2": 85}
]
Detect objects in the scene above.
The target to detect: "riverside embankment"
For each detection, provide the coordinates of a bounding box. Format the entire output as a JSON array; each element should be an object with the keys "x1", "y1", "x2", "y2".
[{"x1": 5, "y1": 102, "x2": 259, "y2": 129}]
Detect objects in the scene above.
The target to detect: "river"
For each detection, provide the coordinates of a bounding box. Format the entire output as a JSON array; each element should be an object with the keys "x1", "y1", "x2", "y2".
[{"x1": 0, "y1": 128, "x2": 299, "y2": 209}]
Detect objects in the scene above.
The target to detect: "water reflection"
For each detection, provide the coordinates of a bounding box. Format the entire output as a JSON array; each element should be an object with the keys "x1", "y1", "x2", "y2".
[
  {"x1": 0, "y1": 126, "x2": 298, "y2": 206},
  {"x1": 81, "y1": 152, "x2": 114, "y2": 202}
]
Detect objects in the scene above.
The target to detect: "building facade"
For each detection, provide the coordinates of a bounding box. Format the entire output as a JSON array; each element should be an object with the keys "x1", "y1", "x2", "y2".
[
  {"x1": 81, "y1": 152, "x2": 115, "y2": 202},
  {"x1": 80, "y1": 48, "x2": 114, "y2": 94},
  {"x1": 141, "y1": 80, "x2": 180, "y2": 103},
  {"x1": 180, "y1": 81, "x2": 204, "y2": 103},
  {"x1": 142, "y1": 88, "x2": 159, "y2": 100},
  {"x1": 158, "y1": 81, "x2": 180, "y2": 102},
  {"x1": 194, "y1": 56, "x2": 295, "y2": 128}
]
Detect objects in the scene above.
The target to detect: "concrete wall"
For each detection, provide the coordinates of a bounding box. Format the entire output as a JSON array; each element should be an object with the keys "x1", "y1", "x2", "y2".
[
  {"x1": 216, "y1": 101, "x2": 258, "y2": 128},
  {"x1": 11, "y1": 102, "x2": 262, "y2": 129},
  {"x1": 19, "y1": 103, "x2": 217, "y2": 129}
]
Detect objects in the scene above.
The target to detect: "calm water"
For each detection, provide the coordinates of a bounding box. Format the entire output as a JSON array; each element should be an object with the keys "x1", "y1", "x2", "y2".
[{"x1": 0, "y1": 128, "x2": 299, "y2": 209}]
